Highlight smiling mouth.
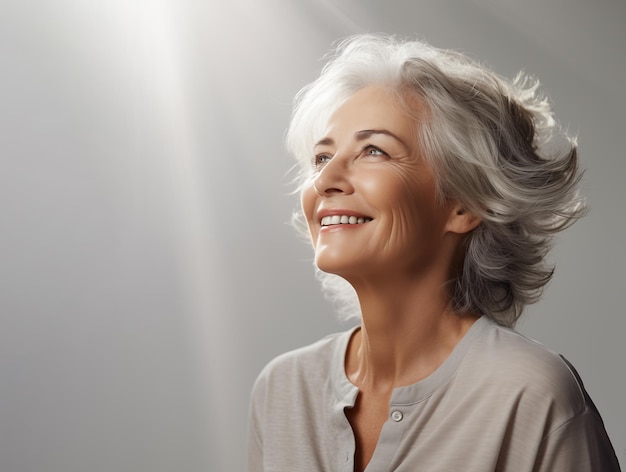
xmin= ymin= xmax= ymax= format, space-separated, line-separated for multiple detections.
xmin=320 ymin=215 xmax=373 ymax=226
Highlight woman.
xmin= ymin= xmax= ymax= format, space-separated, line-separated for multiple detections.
xmin=248 ymin=34 xmax=620 ymax=471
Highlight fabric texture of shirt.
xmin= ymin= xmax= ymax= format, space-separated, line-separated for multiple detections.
xmin=248 ymin=316 xmax=620 ymax=471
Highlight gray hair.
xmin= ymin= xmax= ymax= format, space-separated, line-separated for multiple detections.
xmin=286 ymin=34 xmax=586 ymax=328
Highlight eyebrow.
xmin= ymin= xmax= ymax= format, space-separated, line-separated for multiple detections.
xmin=314 ymin=129 xmax=407 ymax=148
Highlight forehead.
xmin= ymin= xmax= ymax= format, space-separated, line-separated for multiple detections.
xmin=321 ymin=85 xmax=424 ymax=142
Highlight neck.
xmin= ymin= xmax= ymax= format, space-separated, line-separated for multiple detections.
xmin=345 ymin=275 xmax=478 ymax=392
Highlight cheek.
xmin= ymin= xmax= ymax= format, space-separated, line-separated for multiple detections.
xmin=378 ymin=169 xmax=444 ymax=239
xmin=361 ymin=166 xmax=434 ymax=215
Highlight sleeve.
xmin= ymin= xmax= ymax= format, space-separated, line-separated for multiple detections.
xmin=534 ymin=408 xmax=621 ymax=472
xmin=247 ymin=417 xmax=263 ymax=472
xmin=246 ymin=373 xmax=266 ymax=472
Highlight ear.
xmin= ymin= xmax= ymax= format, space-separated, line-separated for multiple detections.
xmin=445 ymin=203 xmax=481 ymax=235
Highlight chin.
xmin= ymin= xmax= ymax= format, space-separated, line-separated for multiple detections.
xmin=314 ymin=255 xmax=365 ymax=280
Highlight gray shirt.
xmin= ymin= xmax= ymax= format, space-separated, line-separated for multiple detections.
xmin=248 ymin=316 xmax=620 ymax=471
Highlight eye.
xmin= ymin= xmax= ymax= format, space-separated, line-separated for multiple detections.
xmin=313 ymin=153 xmax=332 ymax=168
xmin=363 ymin=145 xmax=388 ymax=158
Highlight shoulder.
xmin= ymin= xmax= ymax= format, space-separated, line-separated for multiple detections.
xmin=455 ymin=320 xmax=620 ymax=471
xmin=250 ymin=328 xmax=353 ymax=401
xmin=463 ymin=321 xmax=588 ymax=423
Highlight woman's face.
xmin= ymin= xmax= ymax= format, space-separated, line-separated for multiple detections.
xmin=301 ymin=86 xmax=460 ymax=283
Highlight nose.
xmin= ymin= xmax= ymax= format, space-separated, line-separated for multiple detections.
xmin=312 ymin=154 xmax=354 ymax=196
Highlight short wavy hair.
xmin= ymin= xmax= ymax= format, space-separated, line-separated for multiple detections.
xmin=286 ymin=34 xmax=586 ymax=328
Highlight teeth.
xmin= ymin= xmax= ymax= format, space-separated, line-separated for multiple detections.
xmin=321 ymin=215 xmax=372 ymax=226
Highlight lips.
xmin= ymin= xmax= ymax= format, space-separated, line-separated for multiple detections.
xmin=320 ymin=215 xmax=373 ymax=226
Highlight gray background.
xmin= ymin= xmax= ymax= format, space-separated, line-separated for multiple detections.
xmin=1 ymin=0 xmax=624 ymax=470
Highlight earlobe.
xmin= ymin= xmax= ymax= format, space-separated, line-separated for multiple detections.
xmin=446 ymin=205 xmax=482 ymax=235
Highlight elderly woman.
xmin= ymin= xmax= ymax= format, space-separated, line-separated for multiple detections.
xmin=248 ymin=35 xmax=620 ymax=471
